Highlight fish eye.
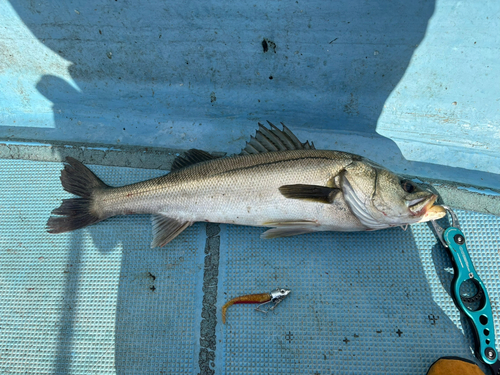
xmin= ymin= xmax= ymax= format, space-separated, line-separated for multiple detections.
xmin=401 ymin=180 xmax=416 ymax=193
xmin=280 ymin=289 xmax=286 ymax=294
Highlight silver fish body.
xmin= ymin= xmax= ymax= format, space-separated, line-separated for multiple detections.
xmin=95 ymin=150 xmax=365 ymax=230
xmin=47 ymin=123 xmax=445 ymax=246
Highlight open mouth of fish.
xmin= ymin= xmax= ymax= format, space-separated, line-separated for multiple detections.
xmin=408 ymin=195 xmax=446 ymax=221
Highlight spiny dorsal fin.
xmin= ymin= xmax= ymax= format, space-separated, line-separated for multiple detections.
xmin=171 ymin=149 xmax=219 ymax=171
xmin=240 ymin=121 xmax=316 ymax=155
xmin=151 ymin=215 xmax=192 ymax=247
xmin=279 ymin=184 xmax=340 ymax=204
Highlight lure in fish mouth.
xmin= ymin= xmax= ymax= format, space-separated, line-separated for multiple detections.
xmin=410 ymin=195 xmax=445 ymax=221
xmin=47 ymin=121 xmax=446 ymax=247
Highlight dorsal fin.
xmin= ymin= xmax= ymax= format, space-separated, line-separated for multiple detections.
xmin=171 ymin=149 xmax=219 ymax=171
xmin=240 ymin=121 xmax=316 ymax=155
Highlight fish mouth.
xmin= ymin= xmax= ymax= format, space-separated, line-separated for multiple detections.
xmin=408 ymin=194 xmax=446 ymax=222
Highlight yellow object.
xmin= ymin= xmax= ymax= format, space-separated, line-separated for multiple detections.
xmin=427 ymin=357 xmax=485 ymax=375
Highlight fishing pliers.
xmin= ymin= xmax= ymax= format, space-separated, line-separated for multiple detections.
xmin=431 ymin=207 xmax=500 ymax=374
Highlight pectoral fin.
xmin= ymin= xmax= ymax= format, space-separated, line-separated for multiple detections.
xmin=279 ymin=184 xmax=340 ymax=204
xmin=151 ymin=215 xmax=193 ymax=247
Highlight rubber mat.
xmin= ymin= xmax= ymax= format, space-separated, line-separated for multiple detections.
xmin=0 ymin=159 xmax=206 ymax=374
xmin=217 ymin=216 xmax=499 ymax=374
xmin=0 ymin=159 xmax=499 ymax=374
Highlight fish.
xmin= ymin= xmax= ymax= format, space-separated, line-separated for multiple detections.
xmin=222 ymin=288 xmax=291 ymax=324
xmin=46 ymin=121 xmax=446 ymax=247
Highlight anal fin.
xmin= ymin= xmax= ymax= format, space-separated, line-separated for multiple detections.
xmin=151 ymin=215 xmax=192 ymax=247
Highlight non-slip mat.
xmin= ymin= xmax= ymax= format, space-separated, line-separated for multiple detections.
xmin=0 ymin=158 xmax=498 ymax=374
xmin=0 ymin=159 xmax=206 ymax=374
xmin=217 ymin=212 xmax=499 ymax=374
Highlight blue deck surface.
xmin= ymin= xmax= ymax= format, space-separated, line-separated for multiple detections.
xmin=0 ymin=159 xmax=499 ymax=374
xmin=1 ymin=0 xmax=499 ymax=188
xmin=1 ymin=0 xmax=499 ymax=373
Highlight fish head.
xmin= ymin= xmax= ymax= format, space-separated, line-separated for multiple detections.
xmin=341 ymin=161 xmax=446 ymax=229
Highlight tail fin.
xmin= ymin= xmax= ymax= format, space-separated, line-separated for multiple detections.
xmin=47 ymin=157 xmax=109 ymax=234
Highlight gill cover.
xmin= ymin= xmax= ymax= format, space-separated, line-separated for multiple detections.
xmin=341 ymin=161 xmax=442 ymax=229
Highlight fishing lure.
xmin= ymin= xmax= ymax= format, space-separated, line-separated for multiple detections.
xmin=222 ymin=288 xmax=291 ymax=324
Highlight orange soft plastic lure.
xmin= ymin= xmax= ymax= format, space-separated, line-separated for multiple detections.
xmin=222 ymin=288 xmax=291 ymax=324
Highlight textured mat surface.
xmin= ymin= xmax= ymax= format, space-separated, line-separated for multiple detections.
xmin=0 ymin=159 xmax=206 ymax=374
xmin=0 ymin=158 xmax=499 ymax=374
xmin=217 ymin=217 xmax=500 ymax=374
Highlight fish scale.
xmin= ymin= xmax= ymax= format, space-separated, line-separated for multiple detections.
xmin=95 ymin=151 xmax=355 ymax=225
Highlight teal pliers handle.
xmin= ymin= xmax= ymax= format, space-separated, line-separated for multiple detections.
xmin=443 ymin=226 xmax=499 ymax=371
